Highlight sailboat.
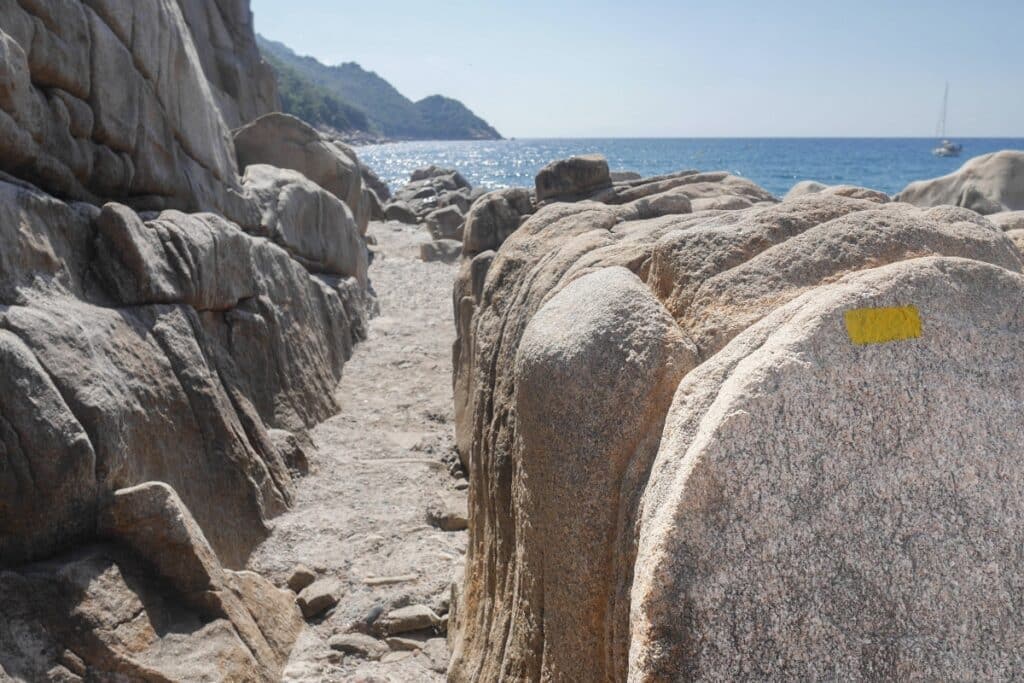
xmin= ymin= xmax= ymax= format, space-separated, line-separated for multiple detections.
xmin=932 ymin=82 xmax=963 ymax=157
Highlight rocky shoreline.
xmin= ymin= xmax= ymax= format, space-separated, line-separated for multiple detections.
xmin=2 ymin=1 xmax=1024 ymax=681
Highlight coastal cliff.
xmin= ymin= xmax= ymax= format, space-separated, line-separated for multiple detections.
xmin=0 ymin=2 xmax=372 ymax=679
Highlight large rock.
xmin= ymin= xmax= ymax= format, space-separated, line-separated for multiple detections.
xmin=0 ymin=482 xmax=301 ymax=682
xmin=242 ymin=165 xmax=368 ymax=282
xmin=785 ymin=180 xmax=890 ymax=204
xmin=511 ymin=267 xmax=697 ymax=680
xmin=384 ymin=200 xmax=418 ymax=224
xmin=535 ymin=153 xmax=612 ymax=201
xmin=461 ymin=187 xmax=534 ymax=257
xmin=391 ymin=166 xmax=474 ymax=222
xmin=677 ymin=203 xmax=1022 ymax=358
xmin=630 ymin=257 xmax=1024 ymax=679
xmin=233 ymin=113 xmax=370 ymax=233
xmin=424 ymin=205 xmax=466 ymax=241
xmin=448 ymin=182 xmax=1024 ymax=681
xmin=0 ymin=0 xmax=247 ymax=217
xmin=897 ymin=150 xmax=1024 ymax=215
xmin=1 ymin=175 xmax=370 ymax=570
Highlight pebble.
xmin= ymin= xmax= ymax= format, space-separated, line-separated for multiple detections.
xmin=425 ymin=495 xmax=469 ymax=532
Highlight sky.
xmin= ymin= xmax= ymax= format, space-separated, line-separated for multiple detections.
xmin=251 ymin=0 xmax=1024 ymax=138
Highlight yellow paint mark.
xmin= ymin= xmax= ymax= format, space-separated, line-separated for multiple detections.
xmin=844 ymin=306 xmax=922 ymax=346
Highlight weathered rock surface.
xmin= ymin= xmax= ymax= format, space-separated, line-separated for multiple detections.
xmin=461 ymin=187 xmax=534 ymax=257
xmin=175 ymin=0 xmax=279 ymax=127
xmin=512 ymin=267 xmax=697 ymax=680
xmin=0 ymin=481 xmax=302 ymax=682
xmin=0 ymin=3 xmax=377 ymax=681
xmin=449 ymin=173 xmax=1024 ymax=681
xmin=678 ymin=203 xmax=1022 ymax=358
xmin=897 ymin=150 xmax=1024 ymax=214
xmin=631 ymin=257 xmax=1024 ymax=679
xmin=0 ymin=0 xmax=249 ymax=217
xmin=234 ymin=113 xmax=371 ymax=233
xmin=242 ymin=164 xmax=368 ymax=282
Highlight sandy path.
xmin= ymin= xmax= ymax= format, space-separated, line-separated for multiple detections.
xmin=248 ymin=221 xmax=466 ymax=682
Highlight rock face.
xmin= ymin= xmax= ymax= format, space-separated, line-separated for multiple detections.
xmin=451 ymin=162 xmax=776 ymax=466
xmin=0 ymin=481 xmax=302 ymax=682
xmin=0 ymin=0 xmax=249 ymax=218
xmin=535 ymin=154 xmax=612 ymax=201
xmin=897 ymin=150 xmax=1024 ymax=214
xmin=448 ymin=172 xmax=1024 ymax=681
xmin=233 ymin=113 xmax=373 ymax=233
xmin=175 ymin=0 xmax=279 ymax=127
xmin=242 ymin=165 xmax=368 ymax=282
xmin=0 ymin=4 xmax=372 ymax=681
xmin=631 ymin=257 xmax=1024 ymax=680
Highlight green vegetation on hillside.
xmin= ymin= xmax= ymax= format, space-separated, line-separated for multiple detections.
xmin=258 ymin=36 xmax=501 ymax=141
xmin=264 ymin=52 xmax=370 ymax=133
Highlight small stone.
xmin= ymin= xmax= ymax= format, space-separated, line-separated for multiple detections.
xmin=287 ymin=564 xmax=317 ymax=593
xmin=438 ymin=614 xmax=449 ymax=634
xmin=426 ymin=495 xmax=469 ymax=532
xmin=328 ymin=633 xmax=388 ymax=660
xmin=296 ymin=577 xmax=342 ymax=619
xmin=420 ymin=239 xmax=462 ymax=263
xmin=382 ymin=604 xmax=440 ymax=635
xmin=386 ymin=636 xmax=424 ymax=651
xmin=453 ymin=480 xmax=469 ymax=491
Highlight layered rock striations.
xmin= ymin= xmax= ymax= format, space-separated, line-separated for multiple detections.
xmin=0 ymin=2 xmax=373 ymax=681
xmin=449 ymin=156 xmax=1024 ymax=680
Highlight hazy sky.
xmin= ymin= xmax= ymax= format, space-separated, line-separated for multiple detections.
xmin=251 ymin=0 xmax=1024 ymax=138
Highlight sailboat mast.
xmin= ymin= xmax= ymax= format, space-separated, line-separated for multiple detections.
xmin=938 ymin=82 xmax=949 ymax=138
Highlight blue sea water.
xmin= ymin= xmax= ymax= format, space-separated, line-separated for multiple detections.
xmin=358 ymin=138 xmax=1024 ymax=198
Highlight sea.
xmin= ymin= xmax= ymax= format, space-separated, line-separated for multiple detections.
xmin=358 ymin=138 xmax=1024 ymax=198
